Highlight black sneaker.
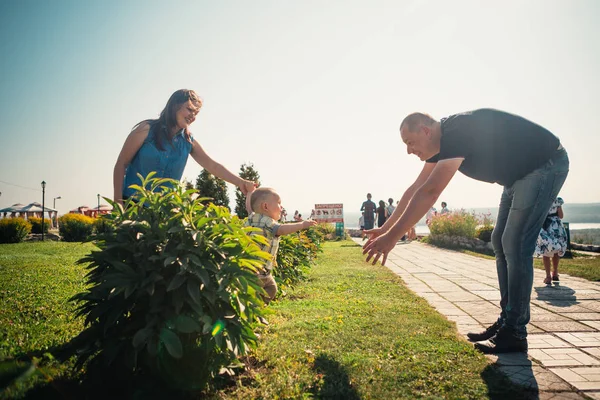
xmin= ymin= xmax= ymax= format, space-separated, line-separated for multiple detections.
xmin=474 ymin=327 xmax=528 ymax=354
xmin=466 ymin=321 xmax=501 ymax=342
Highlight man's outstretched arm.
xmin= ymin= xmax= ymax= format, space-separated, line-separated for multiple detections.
xmin=364 ymin=162 xmax=436 ymax=246
xmin=364 ymin=158 xmax=464 ymax=265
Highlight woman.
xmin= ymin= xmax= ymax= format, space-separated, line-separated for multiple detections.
xmin=534 ymin=197 xmax=567 ymax=284
xmin=376 ymin=200 xmax=387 ymax=228
xmin=113 ymin=89 xmax=255 ymax=205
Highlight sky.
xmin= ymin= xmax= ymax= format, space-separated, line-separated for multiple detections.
xmin=0 ymin=0 xmax=598 ymax=218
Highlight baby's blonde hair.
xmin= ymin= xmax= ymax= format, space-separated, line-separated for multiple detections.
xmin=250 ymin=187 xmax=279 ymax=213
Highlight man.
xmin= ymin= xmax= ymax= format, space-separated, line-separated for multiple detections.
xmin=360 ymin=193 xmax=377 ymax=231
xmin=363 ymin=109 xmax=569 ymax=354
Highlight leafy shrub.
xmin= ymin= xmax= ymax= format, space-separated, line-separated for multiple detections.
xmin=93 ymin=216 xmax=114 ymax=235
xmin=69 ymin=173 xmax=270 ymax=391
xmin=28 ymin=217 xmax=51 ymax=234
xmin=429 ymin=210 xmax=478 ymax=238
xmin=59 ymin=214 xmax=95 ymax=242
xmin=314 ymin=223 xmax=335 ymax=239
xmin=275 ymin=226 xmax=323 ymax=291
xmin=476 ymin=225 xmax=494 ymax=242
xmin=0 ymin=218 xmax=32 ymax=243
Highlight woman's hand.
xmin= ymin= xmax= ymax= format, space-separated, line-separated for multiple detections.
xmin=362 ymin=232 xmax=396 ymax=266
xmin=239 ymin=179 xmax=257 ymax=195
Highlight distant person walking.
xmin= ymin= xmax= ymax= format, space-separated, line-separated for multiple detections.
xmin=535 ymin=197 xmax=567 ymax=285
xmin=376 ymin=200 xmax=387 ymax=228
xmin=386 ymin=198 xmax=396 ymax=218
xmin=360 ymin=193 xmax=376 ymax=230
xmin=113 ymin=89 xmax=255 ymax=206
xmin=363 ymin=109 xmax=569 ymax=354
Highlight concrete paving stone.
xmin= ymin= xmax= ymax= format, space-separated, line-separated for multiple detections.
xmin=459 ymin=283 xmax=497 ymax=291
xmin=472 ymin=314 xmax=500 ymax=324
xmin=499 ymin=365 xmax=572 ymax=391
xmin=557 ymin=333 xmax=600 ymax=347
xmin=566 ymin=313 xmax=600 ymax=321
xmin=531 ymin=321 xmax=596 ymax=332
xmin=580 ymin=302 xmax=600 ymax=312
xmin=456 ymin=324 xmax=484 ymax=336
xmin=538 ymin=393 xmax=587 ymax=400
xmin=551 ymin=368 xmax=588 ymax=382
xmin=529 ymin=313 xmax=571 ymax=322
xmin=529 ymin=348 xmax=600 ymax=367
xmin=469 ymin=290 xmax=502 ymax=301
xmin=582 ymin=348 xmax=600 ymax=358
xmin=534 ymin=303 xmax=590 ymax=314
xmin=528 ymin=334 xmax=573 ymax=349
xmin=446 ymin=314 xmax=480 ymax=325
xmin=529 ymin=325 xmax=545 ymax=334
xmin=439 ymin=291 xmax=482 ymax=302
xmin=434 ymin=307 xmax=467 ymax=316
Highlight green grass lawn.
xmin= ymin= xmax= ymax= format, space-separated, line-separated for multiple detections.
xmin=216 ymin=241 xmax=530 ymax=399
xmin=0 ymin=240 xmax=533 ymax=399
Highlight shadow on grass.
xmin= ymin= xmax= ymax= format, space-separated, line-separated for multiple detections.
xmin=481 ymin=360 xmax=540 ymax=400
xmin=310 ymin=354 xmax=360 ymax=400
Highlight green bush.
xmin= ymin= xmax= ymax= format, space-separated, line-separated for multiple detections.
xmin=429 ymin=210 xmax=478 ymax=238
xmin=476 ymin=225 xmax=494 ymax=242
xmin=59 ymin=214 xmax=95 ymax=242
xmin=275 ymin=226 xmax=323 ymax=292
xmin=93 ymin=216 xmax=114 ymax=235
xmin=28 ymin=217 xmax=51 ymax=234
xmin=69 ymin=173 xmax=270 ymax=391
xmin=0 ymin=218 xmax=32 ymax=243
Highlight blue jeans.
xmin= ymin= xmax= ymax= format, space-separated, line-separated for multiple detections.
xmin=491 ymin=147 xmax=569 ymax=339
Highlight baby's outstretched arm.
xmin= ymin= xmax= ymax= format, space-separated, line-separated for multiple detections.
xmin=277 ymin=219 xmax=317 ymax=236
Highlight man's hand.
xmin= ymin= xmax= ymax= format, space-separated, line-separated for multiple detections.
xmin=362 ymin=232 xmax=396 ymax=266
xmin=363 ymin=227 xmax=384 ymax=248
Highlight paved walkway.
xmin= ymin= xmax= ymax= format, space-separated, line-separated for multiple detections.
xmin=354 ymin=238 xmax=600 ymax=399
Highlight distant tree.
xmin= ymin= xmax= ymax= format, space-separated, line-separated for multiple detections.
xmin=182 ymin=179 xmax=195 ymax=191
xmin=195 ymin=169 xmax=230 ymax=210
xmin=235 ymin=163 xmax=260 ymax=218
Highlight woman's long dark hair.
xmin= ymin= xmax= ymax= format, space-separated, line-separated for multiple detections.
xmin=133 ymin=89 xmax=202 ymax=151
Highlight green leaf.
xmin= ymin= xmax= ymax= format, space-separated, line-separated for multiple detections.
xmin=174 ymin=315 xmax=201 ymax=333
xmin=159 ymin=328 xmax=183 ymax=359
xmin=166 ymin=274 xmax=186 ymax=292
xmin=186 ymin=279 xmax=202 ymax=305
xmin=132 ymin=327 xmax=153 ymax=349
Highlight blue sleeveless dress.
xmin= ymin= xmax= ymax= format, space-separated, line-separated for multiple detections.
xmin=123 ymin=125 xmax=193 ymax=198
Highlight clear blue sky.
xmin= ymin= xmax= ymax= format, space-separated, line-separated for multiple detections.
xmin=1 ymin=0 xmax=598 ymax=217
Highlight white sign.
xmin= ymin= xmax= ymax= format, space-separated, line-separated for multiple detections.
xmin=313 ymin=203 xmax=343 ymax=223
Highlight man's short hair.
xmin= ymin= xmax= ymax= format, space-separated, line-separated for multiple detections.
xmin=250 ymin=187 xmax=278 ymax=212
xmin=400 ymin=112 xmax=437 ymax=132
xmin=367 ymin=193 xmax=372 ymax=198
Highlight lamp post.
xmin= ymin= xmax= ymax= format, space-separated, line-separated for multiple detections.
xmin=53 ymin=196 xmax=61 ymax=231
xmin=97 ymin=194 xmax=100 ymax=217
xmin=41 ymin=181 xmax=46 ymax=241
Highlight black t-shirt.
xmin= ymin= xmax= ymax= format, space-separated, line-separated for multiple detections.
xmin=361 ymin=200 xmax=376 ymax=221
xmin=426 ymin=109 xmax=560 ymax=186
